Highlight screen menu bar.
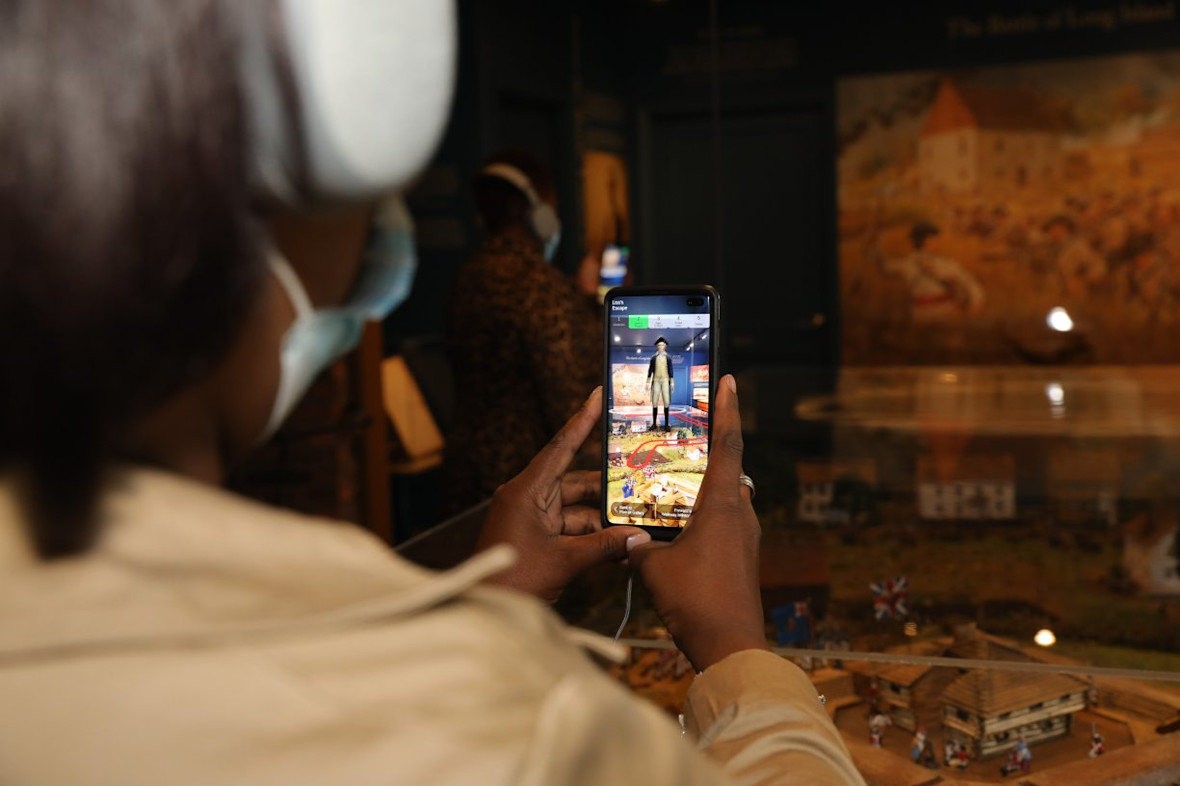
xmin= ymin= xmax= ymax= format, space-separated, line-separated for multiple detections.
xmin=613 ymin=314 xmax=710 ymax=329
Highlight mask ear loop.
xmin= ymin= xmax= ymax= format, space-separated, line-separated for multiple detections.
xmin=255 ymin=251 xmax=317 ymax=445
xmin=267 ymin=251 xmax=314 ymax=319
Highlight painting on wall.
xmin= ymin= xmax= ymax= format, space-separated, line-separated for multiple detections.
xmin=838 ymin=51 xmax=1180 ymax=364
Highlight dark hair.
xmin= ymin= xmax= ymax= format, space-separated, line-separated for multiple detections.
xmin=910 ymin=221 xmax=940 ymax=249
xmin=473 ymin=150 xmax=554 ymax=234
xmin=0 ymin=1 xmax=267 ymax=557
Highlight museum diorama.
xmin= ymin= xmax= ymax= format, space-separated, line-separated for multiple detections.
xmin=576 ymin=10 xmax=1180 ymax=783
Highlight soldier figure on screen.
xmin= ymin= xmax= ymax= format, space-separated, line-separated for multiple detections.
xmin=647 ymin=336 xmax=673 ymax=431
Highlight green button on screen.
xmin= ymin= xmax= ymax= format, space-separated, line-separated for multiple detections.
xmin=628 ymin=315 xmax=648 ymax=329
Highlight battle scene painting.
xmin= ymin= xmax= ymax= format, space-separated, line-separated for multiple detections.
xmin=839 ymin=51 xmax=1180 ymax=364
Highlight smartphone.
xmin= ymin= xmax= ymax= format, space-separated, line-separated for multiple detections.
xmin=597 ymin=244 xmax=629 ymax=303
xmin=602 ymin=286 xmax=720 ymax=540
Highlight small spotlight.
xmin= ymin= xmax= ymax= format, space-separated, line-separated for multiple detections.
xmin=1045 ymin=382 xmax=1064 ymax=406
xmin=1047 ymin=307 xmax=1074 ymax=332
xmin=613 ymin=335 xmax=621 ymax=343
xmin=1034 ymin=629 xmax=1057 ymax=647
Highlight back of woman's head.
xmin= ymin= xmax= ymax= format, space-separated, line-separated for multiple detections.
xmin=0 ymin=1 xmax=266 ymax=557
xmin=473 ymin=150 xmax=554 ymax=234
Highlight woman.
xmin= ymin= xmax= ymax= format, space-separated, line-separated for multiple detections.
xmin=444 ymin=150 xmax=602 ymax=516
xmin=0 ymin=2 xmax=862 ymax=784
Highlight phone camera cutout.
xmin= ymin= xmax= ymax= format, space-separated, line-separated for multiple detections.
xmin=686 ymin=297 xmax=704 ymax=306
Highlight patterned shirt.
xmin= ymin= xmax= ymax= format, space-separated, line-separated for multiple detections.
xmin=443 ymin=226 xmax=601 ymax=515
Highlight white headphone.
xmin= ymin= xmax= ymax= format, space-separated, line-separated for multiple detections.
xmin=480 ymin=162 xmax=562 ymax=258
xmin=239 ymin=0 xmax=457 ymax=205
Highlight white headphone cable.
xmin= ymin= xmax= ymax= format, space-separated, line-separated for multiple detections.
xmin=613 ymin=573 xmax=634 ymax=643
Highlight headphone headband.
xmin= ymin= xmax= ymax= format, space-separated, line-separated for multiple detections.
xmin=480 ymin=163 xmax=541 ymax=206
xmin=479 ymin=160 xmax=560 ymax=257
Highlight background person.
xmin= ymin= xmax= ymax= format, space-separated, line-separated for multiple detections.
xmin=443 ymin=150 xmax=602 ymax=516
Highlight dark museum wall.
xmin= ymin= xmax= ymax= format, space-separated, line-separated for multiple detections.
xmin=387 ymin=0 xmax=1180 ymax=373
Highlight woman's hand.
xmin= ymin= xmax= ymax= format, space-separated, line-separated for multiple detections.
xmin=476 ymin=388 xmax=651 ymax=603
xmin=628 ymin=375 xmax=768 ymax=671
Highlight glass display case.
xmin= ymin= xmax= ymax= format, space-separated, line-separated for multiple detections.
xmin=381 ymin=3 xmax=1180 ymax=779
xmin=400 ymin=364 xmax=1180 ymax=784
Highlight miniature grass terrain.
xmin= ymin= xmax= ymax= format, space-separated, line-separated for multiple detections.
xmin=792 ymin=528 xmax=1180 ymax=654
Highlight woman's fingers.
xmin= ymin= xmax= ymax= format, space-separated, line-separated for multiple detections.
xmin=560 ymin=505 xmax=602 ymax=535
xmin=695 ymin=375 xmax=744 ymax=509
xmin=521 ymin=388 xmax=602 ymax=488
xmin=560 ymin=470 xmax=600 ymax=506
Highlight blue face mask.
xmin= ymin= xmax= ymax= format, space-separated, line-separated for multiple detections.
xmin=543 ymin=221 xmax=562 ymax=263
xmin=259 ymin=196 xmax=418 ymax=441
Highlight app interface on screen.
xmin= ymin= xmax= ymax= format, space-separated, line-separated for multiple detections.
xmin=605 ymin=294 xmax=711 ymax=528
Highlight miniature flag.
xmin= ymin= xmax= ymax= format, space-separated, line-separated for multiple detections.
xmin=870 ymin=576 xmax=909 ymax=620
xmin=771 ymin=601 xmax=812 ymax=646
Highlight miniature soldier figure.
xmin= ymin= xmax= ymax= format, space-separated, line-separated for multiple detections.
xmin=943 ymin=739 xmax=955 ymax=767
xmin=909 ymin=727 xmax=926 ymax=763
xmin=953 ymin=743 xmax=969 ymax=770
xmin=908 ymin=726 xmax=938 ymax=770
xmin=1089 ymin=725 xmax=1105 ymax=758
xmin=646 ymin=336 xmax=673 ymax=431
xmin=869 ymin=711 xmax=890 ymax=748
xmin=910 ymin=726 xmax=937 ymax=768
xmin=1014 ymin=738 xmax=1031 ymax=771
xmin=864 ymin=678 xmax=881 ymax=715
xmin=1000 ymin=737 xmax=1032 ymax=776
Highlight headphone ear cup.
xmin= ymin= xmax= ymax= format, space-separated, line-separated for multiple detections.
xmin=530 ymin=202 xmax=560 ymax=243
xmin=243 ymin=0 xmax=457 ymax=205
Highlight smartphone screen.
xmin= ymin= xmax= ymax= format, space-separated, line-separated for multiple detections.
xmin=602 ymin=287 xmax=718 ymax=538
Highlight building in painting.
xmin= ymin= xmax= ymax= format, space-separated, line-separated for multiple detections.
xmin=919 ymin=77 xmax=1066 ymax=194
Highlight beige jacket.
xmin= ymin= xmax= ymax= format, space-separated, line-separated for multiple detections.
xmin=0 ymin=468 xmax=863 ymax=785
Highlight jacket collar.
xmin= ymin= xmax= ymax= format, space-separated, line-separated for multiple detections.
xmin=0 ymin=467 xmax=514 ymax=662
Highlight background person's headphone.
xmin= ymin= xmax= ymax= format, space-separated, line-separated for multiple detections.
xmin=480 ymin=163 xmax=563 ymax=259
xmin=240 ymin=0 xmax=457 ymax=206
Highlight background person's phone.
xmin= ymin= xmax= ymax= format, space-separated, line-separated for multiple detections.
xmin=602 ymin=286 xmax=719 ymax=540
xmin=597 ymin=244 xmax=628 ymax=302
